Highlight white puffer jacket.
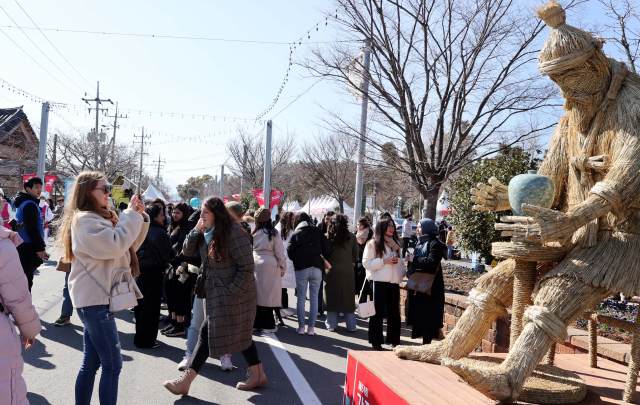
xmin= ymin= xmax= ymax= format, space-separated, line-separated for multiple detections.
xmin=362 ymin=240 xmax=405 ymax=284
xmin=280 ymin=229 xmax=296 ymax=289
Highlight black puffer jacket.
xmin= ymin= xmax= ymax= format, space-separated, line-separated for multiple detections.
xmin=286 ymin=222 xmax=330 ymax=271
xmin=169 ymin=219 xmax=197 ymax=268
xmin=137 ymin=221 xmax=173 ymax=269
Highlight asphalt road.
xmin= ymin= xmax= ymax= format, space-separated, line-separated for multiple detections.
xmin=21 ymin=240 xmax=422 ymax=405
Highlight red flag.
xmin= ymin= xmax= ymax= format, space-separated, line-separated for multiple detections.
xmin=252 ymin=190 xmax=265 ymax=207
xmin=223 ymin=197 xmax=229 ymax=203
xmin=45 ymin=175 xmax=57 ymax=193
xmin=251 ymin=190 xmax=283 ymax=209
xmin=22 ymin=174 xmax=36 ymax=185
xmin=232 ymin=194 xmax=241 ymax=201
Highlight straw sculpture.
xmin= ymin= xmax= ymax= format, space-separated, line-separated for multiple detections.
xmin=395 ymin=0 xmax=640 ymax=401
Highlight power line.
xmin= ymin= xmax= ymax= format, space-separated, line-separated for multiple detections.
xmin=0 ymin=5 xmax=86 ymax=95
xmin=13 ymin=0 xmax=96 ymax=91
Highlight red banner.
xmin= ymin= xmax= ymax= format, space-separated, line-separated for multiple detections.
xmin=344 ymin=353 xmax=408 ymax=405
xmin=251 ymin=190 xmax=283 ymax=209
xmin=223 ymin=197 xmax=229 ymax=203
xmin=232 ymin=194 xmax=241 ymax=202
xmin=22 ymin=174 xmax=57 ymax=193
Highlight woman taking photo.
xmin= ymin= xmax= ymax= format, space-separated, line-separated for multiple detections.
xmin=134 ymin=204 xmax=173 ymax=348
xmin=58 ymin=171 xmax=148 ymax=405
xmin=162 ymin=202 xmax=195 ymax=338
xmin=324 ymin=214 xmax=359 ymax=332
xmin=163 ymin=197 xmax=267 ymax=395
xmin=405 ymin=219 xmax=447 ymax=344
xmin=286 ymin=212 xmax=329 ymax=336
xmin=252 ymin=208 xmax=286 ymax=333
xmin=362 ymin=217 xmax=404 ymax=351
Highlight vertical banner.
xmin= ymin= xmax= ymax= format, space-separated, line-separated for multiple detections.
xmin=44 ymin=175 xmax=57 ymax=193
xmin=251 ymin=190 xmax=265 ymax=208
xmin=252 ymin=189 xmax=283 ymax=209
xmin=223 ymin=197 xmax=229 ymax=203
xmin=232 ymin=194 xmax=241 ymax=202
xmin=22 ymin=174 xmax=36 ymax=185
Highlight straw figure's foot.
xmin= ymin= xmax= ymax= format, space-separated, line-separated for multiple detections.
xmin=394 ymin=342 xmax=443 ymax=364
xmin=442 ymin=358 xmax=513 ymax=401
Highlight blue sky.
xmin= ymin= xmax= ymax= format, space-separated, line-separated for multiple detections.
xmin=0 ymin=0 xmax=630 ymax=199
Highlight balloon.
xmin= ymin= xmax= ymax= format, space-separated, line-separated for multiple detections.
xmin=190 ymin=197 xmax=201 ymax=209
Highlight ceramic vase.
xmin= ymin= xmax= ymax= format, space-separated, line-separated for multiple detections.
xmin=508 ymin=170 xmax=555 ymax=216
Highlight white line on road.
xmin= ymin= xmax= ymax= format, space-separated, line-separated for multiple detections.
xmin=262 ymin=333 xmax=322 ymax=405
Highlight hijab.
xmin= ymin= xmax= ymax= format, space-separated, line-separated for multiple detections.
xmin=415 ymin=218 xmax=439 ymax=257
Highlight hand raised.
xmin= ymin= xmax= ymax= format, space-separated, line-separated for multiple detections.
xmin=194 ymin=218 xmax=205 ymax=233
xmin=470 ymin=177 xmax=510 ymax=212
xmin=495 ymin=204 xmax=580 ymax=243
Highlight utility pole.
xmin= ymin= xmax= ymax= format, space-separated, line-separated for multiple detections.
xmin=51 ymin=133 xmax=57 ymax=170
xmin=219 ymin=165 xmax=224 ymax=198
xmin=153 ymin=154 xmax=166 ymax=182
xmin=352 ymin=39 xmax=371 ymax=225
xmin=105 ymin=102 xmax=127 ymax=167
xmin=240 ymin=146 xmax=247 ymax=195
xmin=133 ymin=127 xmax=149 ymax=194
xmin=82 ymin=82 xmax=113 ymax=172
xmin=36 ymin=102 xmax=49 ymax=179
xmin=263 ymin=120 xmax=272 ymax=209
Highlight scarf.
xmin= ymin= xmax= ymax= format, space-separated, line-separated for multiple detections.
xmin=98 ymin=207 xmax=140 ymax=277
xmin=384 ymin=235 xmax=400 ymax=252
xmin=356 ymin=227 xmax=371 ymax=244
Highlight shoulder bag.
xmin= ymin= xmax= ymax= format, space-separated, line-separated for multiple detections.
xmin=77 ymin=258 xmax=138 ymax=312
xmin=406 ymin=263 xmax=441 ymax=295
xmin=356 ymin=272 xmax=376 ymax=318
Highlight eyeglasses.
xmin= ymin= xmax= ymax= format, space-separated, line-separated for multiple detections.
xmin=93 ymin=184 xmax=112 ymax=194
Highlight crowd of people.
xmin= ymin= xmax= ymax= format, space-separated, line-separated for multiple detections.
xmin=0 ymin=171 xmax=453 ymax=404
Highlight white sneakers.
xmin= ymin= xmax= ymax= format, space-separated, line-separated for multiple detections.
xmin=297 ymin=327 xmax=306 ymax=335
xmin=306 ymin=327 xmax=315 ymax=336
xmin=178 ymin=355 xmax=190 ymax=371
xmin=220 ymin=354 xmax=233 ymax=371
xmin=280 ymin=308 xmax=295 ymax=317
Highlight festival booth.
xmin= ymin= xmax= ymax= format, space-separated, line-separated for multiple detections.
xmin=281 ymin=200 xmax=302 ymax=213
xmin=299 ymin=196 xmax=354 ymax=220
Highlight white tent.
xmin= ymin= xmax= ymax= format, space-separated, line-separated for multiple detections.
xmin=281 ymin=200 xmax=302 ymax=212
xmin=436 ymin=190 xmax=452 ymax=219
xmin=299 ymin=196 xmax=354 ymax=219
xmin=142 ymin=183 xmax=167 ymax=202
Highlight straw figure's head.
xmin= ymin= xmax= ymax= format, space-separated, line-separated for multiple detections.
xmin=537 ymin=0 xmax=612 ymax=132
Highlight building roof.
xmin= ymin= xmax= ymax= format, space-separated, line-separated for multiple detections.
xmin=0 ymin=106 xmax=36 ymax=143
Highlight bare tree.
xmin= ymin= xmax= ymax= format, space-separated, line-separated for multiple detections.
xmin=598 ymin=0 xmax=640 ymax=72
xmin=302 ymin=0 xmax=559 ymax=219
xmin=299 ymin=133 xmax=358 ymax=213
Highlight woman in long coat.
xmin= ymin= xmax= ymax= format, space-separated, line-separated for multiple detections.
xmin=252 ymin=208 xmax=286 ymax=332
xmin=163 ymin=197 xmax=267 ymax=396
xmin=324 ymin=214 xmax=359 ymax=332
xmin=406 ymin=218 xmax=447 ymax=344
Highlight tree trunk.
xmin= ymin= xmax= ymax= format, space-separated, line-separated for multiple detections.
xmin=339 ymin=199 xmax=344 ymax=214
xmin=423 ymin=187 xmax=440 ymax=220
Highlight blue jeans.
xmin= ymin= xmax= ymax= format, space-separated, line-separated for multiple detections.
xmin=325 ymin=311 xmax=356 ymax=330
xmin=186 ymin=297 xmax=204 ymax=357
xmin=295 ymin=267 xmax=322 ymax=329
xmin=447 ymin=245 xmax=453 ymax=260
xmin=75 ymin=305 xmax=122 ymax=405
xmin=61 ymin=272 xmax=73 ymax=317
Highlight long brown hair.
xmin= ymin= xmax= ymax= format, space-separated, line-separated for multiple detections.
xmin=203 ymin=197 xmax=233 ymax=261
xmin=279 ymin=211 xmax=294 ymax=240
xmin=328 ymin=213 xmax=349 ymax=248
xmin=371 ymin=217 xmax=398 ymax=258
xmin=56 ymin=171 xmax=108 ymax=262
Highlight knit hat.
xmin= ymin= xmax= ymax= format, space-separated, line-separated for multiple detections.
xmin=255 ymin=207 xmax=271 ymax=223
xmin=536 ymin=1 xmax=608 ymax=77
xmin=225 ymin=201 xmax=244 ymax=219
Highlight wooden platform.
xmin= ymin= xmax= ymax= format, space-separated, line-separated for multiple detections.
xmin=344 ymin=351 xmax=639 ymax=405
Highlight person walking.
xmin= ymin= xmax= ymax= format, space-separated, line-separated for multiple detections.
xmin=445 ymin=226 xmax=455 ymax=260
xmin=355 ymin=217 xmax=373 ymax=301
xmin=134 ymin=204 xmax=173 ymax=348
xmin=0 ymin=188 xmax=12 ymax=230
xmin=324 ymin=214 xmax=359 ymax=332
xmin=405 ymin=219 xmax=447 ymax=344
xmin=362 ymin=217 xmax=405 ymax=350
xmin=14 ymin=177 xmax=47 ymax=291
xmin=161 ymin=202 xmax=195 ymax=338
xmin=39 ymin=194 xmax=55 ymax=239
xmin=163 ymin=197 xmax=267 ymax=395
xmin=401 ymin=214 xmax=413 ymax=258
xmin=0 ymin=227 xmax=41 ymax=405
xmin=278 ymin=211 xmax=296 ymax=318
xmin=252 ymin=208 xmax=286 ymax=333
xmin=286 ymin=212 xmax=330 ymax=336
xmin=58 ymin=171 xmax=148 ymax=405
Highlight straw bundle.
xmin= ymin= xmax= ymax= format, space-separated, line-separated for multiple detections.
xmin=470 ymin=177 xmax=510 ymax=212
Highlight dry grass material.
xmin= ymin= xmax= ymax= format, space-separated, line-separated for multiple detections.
xmin=456 ymin=356 xmax=587 ymax=404
xmin=492 ymin=241 xmax=566 ymax=262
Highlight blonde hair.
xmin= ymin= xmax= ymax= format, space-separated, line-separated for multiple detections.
xmin=56 ymin=171 xmax=107 ymax=262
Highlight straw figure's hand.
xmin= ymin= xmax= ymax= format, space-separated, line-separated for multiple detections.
xmin=495 ymin=204 xmax=580 ymax=244
xmin=470 ymin=177 xmax=510 ymax=212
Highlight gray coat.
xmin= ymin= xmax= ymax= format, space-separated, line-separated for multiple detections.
xmin=183 ymin=223 xmax=256 ymax=357
xmin=323 ymin=233 xmax=359 ymax=313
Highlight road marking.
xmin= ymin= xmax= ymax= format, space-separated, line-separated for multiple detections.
xmin=262 ymin=333 xmax=322 ymax=405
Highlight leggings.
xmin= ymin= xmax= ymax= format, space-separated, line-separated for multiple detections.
xmin=188 ymin=318 xmax=260 ymax=373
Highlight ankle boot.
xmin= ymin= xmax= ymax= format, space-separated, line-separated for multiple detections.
xmin=236 ymin=363 xmax=268 ymax=390
xmin=163 ymin=369 xmax=198 ymax=396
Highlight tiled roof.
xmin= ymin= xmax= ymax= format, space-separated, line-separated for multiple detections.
xmin=0 ymin=106 xmax=36 ymax=143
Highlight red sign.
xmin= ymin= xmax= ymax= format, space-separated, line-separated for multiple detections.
xmin=223 ymin=197 xmax=229 ymax=203
xmin=344 ymin=353 xmax=408 ymax=405
xmin=232 ymin=194 xmax=241 ymax=202
xmin=22 ymin=174 xmax=57 ymax=193
xmin=251 ymin=190 xmax=283 ymax=209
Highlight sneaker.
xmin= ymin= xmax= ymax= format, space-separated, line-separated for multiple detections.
xmin=327 ymin=328 xmax=335 ymax=332
xmin=161 ymin=324 xmax=175 ymax=335
xmin=178 ymin=355 xmax=191 ymax=371
xmin=306 ymin=327 xmax=315 ymax=336
xmin=54 ymin=315 xmax=71 ymax=326
xmin=160 ymin=303 xmax=168 ymax=311
xmin=220 ymin=354 xmax=233 ymax=371
xmin=296 ymin=328 xmax=306 ymax=335
xmin=152 ymin=341 xmax=160 ymax=349
xmin=165 ymin=325 xmax=186 ymax=337
xmin=283 ymin=308 xmax=295 ymax=317
xmin=262 ymin=327 xmax=277 ymax=334
xmin=348 ymin=328 xmax=357 ymax=333
xmin=277 ymin=320 xmax=285 ymax=327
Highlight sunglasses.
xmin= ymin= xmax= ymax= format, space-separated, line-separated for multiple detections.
xmin=93 ymin=184 xmax=113 ymax=194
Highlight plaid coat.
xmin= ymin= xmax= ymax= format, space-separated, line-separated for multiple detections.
xmin=183 ymin=223 xmax=256 ymax=357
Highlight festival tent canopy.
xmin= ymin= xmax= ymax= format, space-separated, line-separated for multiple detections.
xmin=299 ymin=195 xmax=354 ymax=219
xmin=436 ymin=190 xmax=452 ymax=219
xmin=281 ymin=200 xmax=302 ymax=212
xmin=142 ymin=183 xmax=167 ymax=202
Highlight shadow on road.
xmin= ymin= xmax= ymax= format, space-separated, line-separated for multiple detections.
xmin=174 ymin=397 xmax=219 ymax=405
xmin=26 ymin=392 xmax=53 ymax=405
